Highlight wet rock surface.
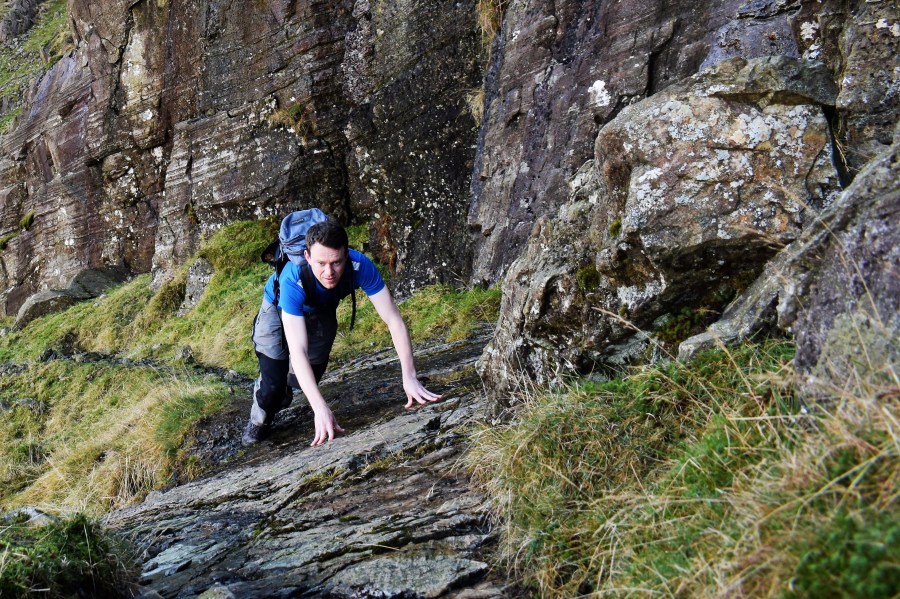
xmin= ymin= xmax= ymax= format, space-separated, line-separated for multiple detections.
xmin=107 ymin=330 xmax=514 ymax=598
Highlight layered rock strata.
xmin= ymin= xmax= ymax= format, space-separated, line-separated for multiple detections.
xmin=0 ymin=0 xmax=480 ymax=316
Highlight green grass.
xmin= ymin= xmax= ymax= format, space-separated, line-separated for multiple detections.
xmin=0 ymin=513 xmax=136 ymax=597
xmin=332 ymin=283 xmax=501 ymax=363
xmin=0 ymin=361 xmax=229 ymax=513
xmin=467 ymin=341 xmax=899 ymax=597
xmin=0 ymin=0 xmax=71 ymax=134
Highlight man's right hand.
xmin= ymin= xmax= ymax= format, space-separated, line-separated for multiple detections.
xmin=311 ymin=404 xmax=345 ymax=446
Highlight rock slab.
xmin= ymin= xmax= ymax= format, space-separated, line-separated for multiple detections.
xmin=107 ymin=334 xmax=510 ymax=598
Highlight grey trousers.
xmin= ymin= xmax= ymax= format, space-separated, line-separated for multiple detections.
xmin=249 ymin=299 xmax=338 ymax=425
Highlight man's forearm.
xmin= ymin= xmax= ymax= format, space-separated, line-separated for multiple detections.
xmin=387 ymin=317 xmax=417 ymax=379
xmin=282 ymin=312 xmax=329 ymax=411
xmin=291 ymin=354 xmax=329 ymax=411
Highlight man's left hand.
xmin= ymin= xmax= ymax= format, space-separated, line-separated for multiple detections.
xmin=403 ymin=376 xmax=442 ymax=409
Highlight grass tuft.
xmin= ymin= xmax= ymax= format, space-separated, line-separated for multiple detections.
xmin=0 ymin=512 xmax=136 ymax=597
xmin=0 ymin=361 xmax=231 ymax=513
xmin=18 ymin=210 xmax=34 ymax=230
xmin=467 ymin=340 xmax=899 ymax=597
xmin=331 ymin=284 xmax=501 ymax=364
xmin=476 ymin=0 xmax=506 ymax=49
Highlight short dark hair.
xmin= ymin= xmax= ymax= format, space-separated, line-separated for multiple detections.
xmin=306 ymin=219 xmax=348 ymax=251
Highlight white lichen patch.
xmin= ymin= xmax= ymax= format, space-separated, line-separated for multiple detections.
xmin=625 ymin=168 xmax=669 ymax=227
xmin=800 ymin=21 xmax=819 ymax=40
xmin=803 ymin=42 xmax=822 ymax=60
xmin=726 ymin=113 xmax=773 ymax=147
xmin=876 ymin=18 xmax=900 ymax=37
xmin=616 ymin=278 xmax=665 ymax=311
xmin=662 ymin=101 xmax=708 ymax=142
xmin=588 ymin=80 xmax=612 ymax=107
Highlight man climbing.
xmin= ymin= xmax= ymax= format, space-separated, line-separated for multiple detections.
xmin=242 ymin=213 xmax=441 ymax=446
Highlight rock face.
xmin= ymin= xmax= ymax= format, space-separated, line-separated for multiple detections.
xmin=478 ymin=56 xmax=841 ymax=403
xmin=2 ymin=0 xmax=897 ymax=325
xmin=680 ymin=125 xmax=900 ymax=392
xmin=468 ymin=0 xmax=899 ymax=285
xmin=0 ymin=0 xmax=480 ymax=315
xmin=107 ymin=334 xmax=511 ymax=598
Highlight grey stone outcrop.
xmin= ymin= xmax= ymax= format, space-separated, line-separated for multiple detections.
xmin=478 ymin=56 xmax=841 ymax=405
xmin=13 ymin=266 xmax=129 ymax=329
xmin=680 ymin=122 xmax=900 ymax=393
xmin=178 ymin=257 xmax=214 ymax=316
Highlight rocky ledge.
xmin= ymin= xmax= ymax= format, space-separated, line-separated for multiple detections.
xmin=105 ymin=328 xmax=513 ymax=598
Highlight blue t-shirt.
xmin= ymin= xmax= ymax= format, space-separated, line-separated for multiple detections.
xmin=263 ymin=249 xmax=385 ymax=317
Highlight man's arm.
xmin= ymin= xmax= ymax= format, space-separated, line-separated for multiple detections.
xmin=368 ymin=288 xmax=442 ymax=408
xmin=282 ymin=312 xmax=344 ymax=446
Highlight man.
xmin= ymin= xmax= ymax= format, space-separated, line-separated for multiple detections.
xmin=242 ymin=218 xmax=441 ymax=446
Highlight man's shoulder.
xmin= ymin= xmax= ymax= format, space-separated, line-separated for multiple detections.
xmin=279 ymin=261 xmax=306 ymax=288
xmin=348 ymin=248 xmax=369 ymax=263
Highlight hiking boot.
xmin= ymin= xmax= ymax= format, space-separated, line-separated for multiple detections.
xmin=241 ymin=420 xmax=271 ymax=446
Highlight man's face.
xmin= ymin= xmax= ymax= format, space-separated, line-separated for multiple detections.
xmin=304 ymin=242 xmax=348 ymax=289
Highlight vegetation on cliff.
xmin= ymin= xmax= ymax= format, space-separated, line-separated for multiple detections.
xmin=468 ymin=341 xmax=899 ymax=597
xmin=0 ymin=512 xmax=136 ymax=597
xmin=0 ymin=0 xmax=71 ymax=133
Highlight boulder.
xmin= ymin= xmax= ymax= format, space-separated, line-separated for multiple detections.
xmin=479 ymin=57 xmax=841 ymax=405
xmin=14 ymin=289 xmax=84 ymax=329
xmin=680 ymin=122 xmax=900 ymax=394
xmin=178 ymin=257 xmax=214 ymax=316
xmin=12 ymin=267 xmax=129 ymax=329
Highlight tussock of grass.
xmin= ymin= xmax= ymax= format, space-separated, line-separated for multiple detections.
xmin=0 ymin=361 xmax=228 ymax=514
xmin=467 ymin=341 xmax=899 ymax=597
xmin=476 ymin=0 xmax=505 ymax=48
xmin=0 ymin=513 xmax=136 ymax=597
xmin=197 ymin=218 xmax=278 ymax=274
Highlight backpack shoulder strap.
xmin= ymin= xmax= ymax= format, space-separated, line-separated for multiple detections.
xmin=299 ymin=260 xmax=319 ymax=308
xmin=272 ymin=255 xmax=289 ymax=306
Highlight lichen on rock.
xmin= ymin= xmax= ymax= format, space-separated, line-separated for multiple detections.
xmin=479 ymin=56 xmax=843 ymax=406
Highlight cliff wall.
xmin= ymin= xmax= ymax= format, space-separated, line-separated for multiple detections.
xmin=0 ymin=0 xmax=481 ymax=318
